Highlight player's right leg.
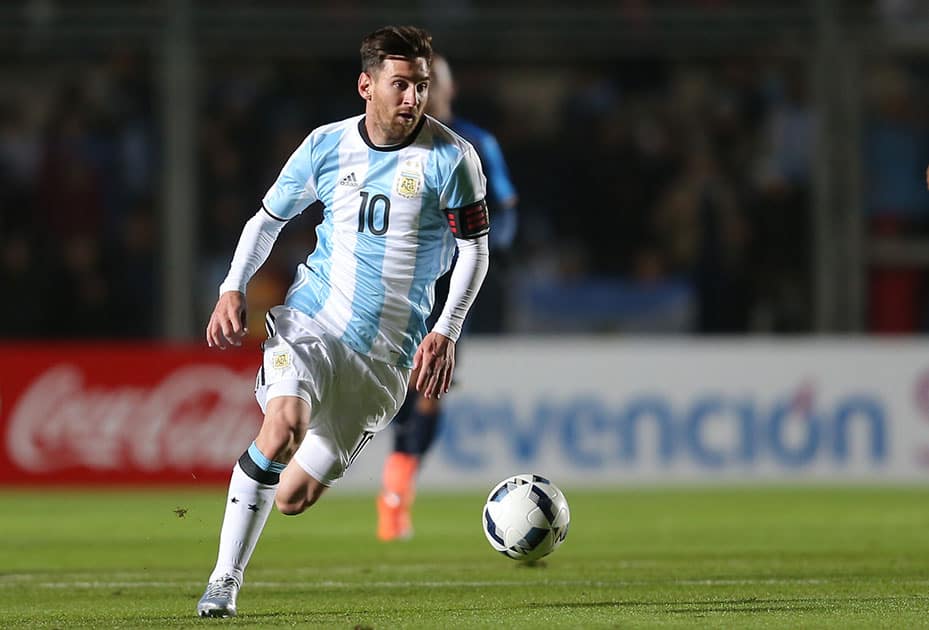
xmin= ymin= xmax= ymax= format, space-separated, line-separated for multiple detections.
xmin=197 ymin=395 xmax=309 ymax=618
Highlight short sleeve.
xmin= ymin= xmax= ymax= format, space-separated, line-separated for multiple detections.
xmin=439 ymin=144 xmax=487 ymax=210
xmin=261 ymin=134 xmax=318 ymax=220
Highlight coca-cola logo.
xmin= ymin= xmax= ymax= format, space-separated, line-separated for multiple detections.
xmin=6 ymin=364 xmax=260 ymax=472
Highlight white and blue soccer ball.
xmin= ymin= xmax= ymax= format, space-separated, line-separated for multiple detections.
xmin=482 ymin=474 xmax=570 ymax=561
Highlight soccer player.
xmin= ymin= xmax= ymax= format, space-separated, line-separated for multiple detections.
xmin=376 ymin=54 xmax=518 ymax=541
xmin=197 ymin=26 xmax=490 ymax=618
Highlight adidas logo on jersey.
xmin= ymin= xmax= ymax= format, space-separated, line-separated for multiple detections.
xmin=338 ymin=172 xmax=359 ymax=187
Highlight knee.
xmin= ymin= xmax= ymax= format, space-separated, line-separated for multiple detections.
xmin=268 ymin=405 xmax=308 ymax=438
xmin=415 ymin=395 xmax=440 ymax=415
xmin=275 ymin=497 xmax=307 ymax=516
xmin=274 ymin=487 xmax=323 ymax=516
xmin=259 ymin=401 xmax=309 ymax=456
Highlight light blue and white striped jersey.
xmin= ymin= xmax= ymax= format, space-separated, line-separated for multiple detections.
xmin=262 ymin=114 xmax=486 ymax=368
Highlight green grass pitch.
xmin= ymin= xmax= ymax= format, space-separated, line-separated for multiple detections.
xmin=2 ymin=486 xmax=929 ymax=628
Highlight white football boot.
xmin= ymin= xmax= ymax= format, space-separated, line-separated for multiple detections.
xmin=196 ymin=575 xmax=239 ymax=618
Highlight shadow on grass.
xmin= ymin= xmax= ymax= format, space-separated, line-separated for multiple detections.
xmin=520 ymin=601 xmax=826 ymax=615
xmin=665 ymin=603 xmax=827 ymax=614
xmin=168 ymin=594 xmax=927 ymax=625
xmin=525 ymin=595 xmax=920 ymax=615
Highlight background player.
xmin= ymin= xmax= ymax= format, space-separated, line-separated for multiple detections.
xmin=197 ymin=27 xmax=490 ymax=617
xmin=377 ymin=54 xmax=518 ymax=542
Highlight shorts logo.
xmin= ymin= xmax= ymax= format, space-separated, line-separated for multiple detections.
xmin=395 ymin=158 xmax=423 ymax=199
xmin=272 ymin=351 xmax=291 ymax=369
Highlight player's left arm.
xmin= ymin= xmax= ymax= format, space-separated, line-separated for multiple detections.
xmin=415 ymin=232 xmax=490 ymax=398
xmin=415 ymin=146 xmax=490 ymax=398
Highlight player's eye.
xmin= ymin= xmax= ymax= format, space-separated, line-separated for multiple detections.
xmin=393 ymin=80 xmax=407 ymax=90
xmin=416 ymin=82 xmax=428 ymax=93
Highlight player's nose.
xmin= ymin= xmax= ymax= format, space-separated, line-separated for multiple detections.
xmin=402 ymin=86 xmax=418 ymax=106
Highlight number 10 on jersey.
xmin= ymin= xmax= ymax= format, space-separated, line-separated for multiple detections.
xmin=357 ymin=191 xmax=390 ymax=236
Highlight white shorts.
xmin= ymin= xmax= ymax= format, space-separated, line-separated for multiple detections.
xmin=255 ymin=305 xmax=410 ymax=486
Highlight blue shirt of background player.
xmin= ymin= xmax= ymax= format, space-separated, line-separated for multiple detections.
xmin=447 ymin=118 xmax=518 ymax=251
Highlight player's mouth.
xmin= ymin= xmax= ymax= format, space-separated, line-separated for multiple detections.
xmin=397 ymin=110 xmax=416 ymax=123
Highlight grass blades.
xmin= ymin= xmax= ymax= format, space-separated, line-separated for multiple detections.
xmin=1 ymin=487 xmax=929 ymax=628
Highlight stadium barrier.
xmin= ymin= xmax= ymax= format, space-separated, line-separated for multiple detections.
xmin=2 ymin=340 xmax=928 ymax=488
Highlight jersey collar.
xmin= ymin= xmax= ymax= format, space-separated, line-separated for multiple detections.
xmin=357 ymin=115 xmax=426 ymax=152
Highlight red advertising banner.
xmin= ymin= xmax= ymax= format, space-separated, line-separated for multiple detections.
xmin=0 ymin=344 xmax=264 ymax=485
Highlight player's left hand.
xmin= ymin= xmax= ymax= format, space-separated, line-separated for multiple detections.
xmin=412 ymin=332 xmax=455 ymax=399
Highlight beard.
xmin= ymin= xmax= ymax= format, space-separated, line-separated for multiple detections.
xmin=378 ymin=110 xmax=420 ymax=143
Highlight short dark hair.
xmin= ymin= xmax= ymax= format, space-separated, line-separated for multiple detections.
xmin=360 ymin=26 xmax=433 ymax=73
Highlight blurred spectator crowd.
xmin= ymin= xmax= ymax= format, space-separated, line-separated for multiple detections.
xmin=0 ymin=50 xmax=159 ymax=338
xmin=2 ymin=21 xmax=929 ymax=339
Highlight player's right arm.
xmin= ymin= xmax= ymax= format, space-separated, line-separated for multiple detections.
xmin=206 ymin=207 xmax=288 ymax=348
xmin=207 ymin=133 xmax=319 ymax=349
xmin=207 ymin=290 xmax=248 ymax=349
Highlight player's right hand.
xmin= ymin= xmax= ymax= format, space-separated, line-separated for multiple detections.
xmin=206 ymin=290 xmax=248 ymax=349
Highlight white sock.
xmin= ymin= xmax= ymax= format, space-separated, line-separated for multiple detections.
xmin=208 ymin=462 xmax=277 ymax=586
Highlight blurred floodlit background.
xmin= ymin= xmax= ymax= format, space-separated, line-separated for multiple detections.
xmin=7 ymin=0 xmax=929 ymax=340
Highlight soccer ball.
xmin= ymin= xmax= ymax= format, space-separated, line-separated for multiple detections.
xmin=482 ymin=474 xmax=570 ymax=561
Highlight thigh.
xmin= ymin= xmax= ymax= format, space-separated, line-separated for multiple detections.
xmin=292 ymin=352 xmax=409 ymax=486
xmin=254 ymin=306 xmax=333 ymax=415
xmin=292 ymin=419 xmax=378 ymax=487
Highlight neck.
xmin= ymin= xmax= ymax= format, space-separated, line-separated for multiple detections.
xmin=363 ymin=115 xmax=403 ymax=146
xmin=358 ymin=115 xmax=423 ymax=152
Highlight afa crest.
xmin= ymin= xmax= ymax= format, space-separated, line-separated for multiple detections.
xmin=272 ymin=351 xmax=291 ymax=370
xmin=395 ymin=158 xmax=424 ymax=199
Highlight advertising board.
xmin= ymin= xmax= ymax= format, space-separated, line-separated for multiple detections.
xmin=2 ymin=340 xmax=928 ymax=488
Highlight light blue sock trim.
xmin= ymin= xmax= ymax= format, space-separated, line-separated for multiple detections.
xmin=247 ymin=441 xmax=287 ymax=474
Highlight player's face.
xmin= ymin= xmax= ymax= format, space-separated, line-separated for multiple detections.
xmin=360 ymin=56 xmax=430 ymax=145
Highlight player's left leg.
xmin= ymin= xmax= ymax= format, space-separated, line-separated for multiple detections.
xmin=281 ymin=416 xmax=378 ymax=513
xmin=277 ymin=340 xmax=409 ymax=516
xmin=275 ymin=459 xmax=330 ymax=515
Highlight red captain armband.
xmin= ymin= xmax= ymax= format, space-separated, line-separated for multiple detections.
xmin=445 ymin=199 xmax=490 ymax=239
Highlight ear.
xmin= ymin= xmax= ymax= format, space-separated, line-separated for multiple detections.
xmin=358 ymin=72 xmax=373 ymax=101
